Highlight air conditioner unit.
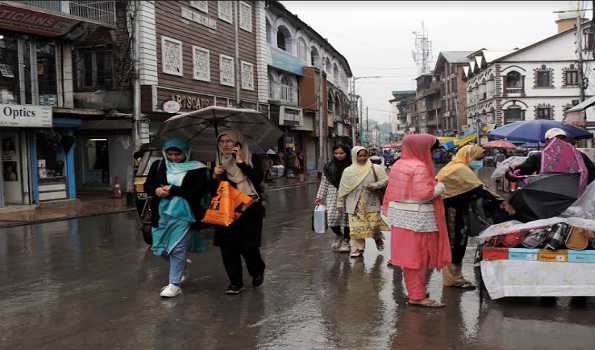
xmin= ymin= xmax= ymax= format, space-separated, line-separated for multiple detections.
xmin=279 ymin=106 xmax=303 ymax=127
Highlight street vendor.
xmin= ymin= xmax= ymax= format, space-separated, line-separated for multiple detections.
xmin=506 ymin=128 xmax=595 ymax=185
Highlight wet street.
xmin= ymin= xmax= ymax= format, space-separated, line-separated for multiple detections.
xmin=1 ymin=183 xmax=595 ymax=350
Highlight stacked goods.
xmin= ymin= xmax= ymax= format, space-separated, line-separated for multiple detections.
xmin=480 ymin=224 xmax=595 ymax=263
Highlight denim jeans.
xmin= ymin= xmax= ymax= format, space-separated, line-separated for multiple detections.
xmin=164 ymin=231 xmax=190 ymax=285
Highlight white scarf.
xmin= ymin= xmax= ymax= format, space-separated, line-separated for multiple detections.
xmin=221 ymin=155 xmax=258 ymax=197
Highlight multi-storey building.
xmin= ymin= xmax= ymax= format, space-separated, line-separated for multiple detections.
xmin=389 ymin=90 xmax=415 ymax=134
xmin=414 ymin=73 xmax=441 ymax=135
xmin=0 ymin=0 xmax=128 ymax=208
xmin=265 ymin=1 xmax=353 ymax=171
xmin=433 ymin=51 xmax=472 ymax=135
xmin=464 ymin=13 xmax=594 ymax=133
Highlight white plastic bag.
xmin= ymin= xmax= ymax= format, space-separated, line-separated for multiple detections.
xmin=313 ymin=205 xmax=327 ymax=234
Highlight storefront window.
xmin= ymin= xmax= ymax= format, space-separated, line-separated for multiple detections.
xmin=37 ymin=40 xmax=57 ymax=106
xmin=37 ymin=131 xmax=66 ymax=179
xmin=0 ymin=32 xmax=20 ymax=104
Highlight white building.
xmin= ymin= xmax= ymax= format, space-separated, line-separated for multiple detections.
xmin=464 ymin=13 xmax=594 ymax=131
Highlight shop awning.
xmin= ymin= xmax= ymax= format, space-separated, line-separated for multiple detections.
xmin=567 ymin=96 xmax=595 ymax=113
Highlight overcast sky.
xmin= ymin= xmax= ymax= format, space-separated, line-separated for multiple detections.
xmin=280 ymin=1 xmax=591 ymax=123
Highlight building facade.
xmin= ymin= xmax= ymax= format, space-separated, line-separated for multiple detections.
xmin=464 ymin=16 xmax=594 ymax=133
xmin=414 ymin=73 xmax=441 ymax=135
xmin=0 ymin=0 xmax=128 ymax=208
xmin=389 ymin=90 xmax=415 ymax=134
xmin=265 ymin=1 xmax=353 ymax=171
xmin=433 ymin=51 xmax=472 ymax=135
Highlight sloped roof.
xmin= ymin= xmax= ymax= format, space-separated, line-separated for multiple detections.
xmin=441 ymin=51 xmax=473 ymax=64
xmin=483 ymin=50 xmax=515 ymax=63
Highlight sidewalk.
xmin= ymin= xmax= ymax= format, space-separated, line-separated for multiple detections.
xmin=0 ymin=175 xmax=322 ymax=228
xmin=0 ymin=193 xmax=134 ymax=228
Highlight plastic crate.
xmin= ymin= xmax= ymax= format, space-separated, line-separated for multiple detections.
xmin=482 ymin=247 xmax=509 ymax=261
xmin=538 ymin=250 xmax=568 ymax=263
xmin=568 ymin=250 xmax=595 ymax=263
xmin=508 ymin=248 xmax=540 ymax=261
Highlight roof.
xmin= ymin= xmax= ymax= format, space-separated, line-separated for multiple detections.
xmin=567 ymin=96 xmax=595 ymax=112
xmin=270 ymin=1 xmax=352 ymax=76
xmin=483 ymin=50 xmax=515 ymax=63
xmin=391 ymin=90 xmax=416 ymax=97
xmin=440 ymin=51 xmax=473 ymax=64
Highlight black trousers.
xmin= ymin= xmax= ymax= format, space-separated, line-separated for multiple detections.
xmin=451 ymin=205 xmax=468 ymax=265
xmin=330 ymin=226 xmax=350 ymax=240
xmin=220 ymin=245 xmax=265 ymax=287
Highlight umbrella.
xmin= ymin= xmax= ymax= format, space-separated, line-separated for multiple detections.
xmin=482 ymin=140 xmax=517 ymax=150
xmin=158 ymin=106 xmax=283 ymax=162
xmin=509 ymin=173 xmax=580 ymax=222
xmin=488 ymin=120 xmax=593 ymax=143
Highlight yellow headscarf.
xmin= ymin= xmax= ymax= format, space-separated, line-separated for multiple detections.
xmin=338 ymin=146 xmax=386 ymax=200
xmin=436 ymin=144 xmax=488 ymax=199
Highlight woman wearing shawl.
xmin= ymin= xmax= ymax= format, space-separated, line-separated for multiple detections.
xmin=436 ymin=144 xmax=505 ymax=290
xmin=315 ymin=144 xmax=352 ymax=252
xmin=144 ymin=138 xmax=209 ymax=298
xmin=213 ymin=130 xmax=266 ymax=295
xmin=382 ymin=134 xmax=451 ymax=308
xmin=337 ymin=146 xmax=388 ymax=258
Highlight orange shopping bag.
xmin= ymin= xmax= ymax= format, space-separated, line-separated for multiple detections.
xmin=202 ymin=181 xmax=254 ymax=227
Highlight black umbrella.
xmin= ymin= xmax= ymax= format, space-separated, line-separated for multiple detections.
xmin=509 ymin=173 xmax=580 ymax=222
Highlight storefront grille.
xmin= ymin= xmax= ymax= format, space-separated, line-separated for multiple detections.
xmin=13 ymin=0 xmax=117 ymax=27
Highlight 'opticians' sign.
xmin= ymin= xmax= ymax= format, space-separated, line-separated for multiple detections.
xmin=0 ymin=104 xmax=52 ymax=128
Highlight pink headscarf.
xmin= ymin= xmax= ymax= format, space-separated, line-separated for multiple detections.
xmin=383 ymin=134 xmax=451 ymax=269
xmin=541 ymin=137 xmax=589 ymax=193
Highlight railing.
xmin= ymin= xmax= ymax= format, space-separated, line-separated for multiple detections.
xmin=13 ymin=1 xmax=117 ymax=27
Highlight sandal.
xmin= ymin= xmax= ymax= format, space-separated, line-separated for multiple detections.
xmin=350 ymin=249 xmax=364 ymax=258
xmin=408 ymin=299 xmax=445 ymax=308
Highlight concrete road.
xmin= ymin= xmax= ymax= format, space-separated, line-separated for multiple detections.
xmin=1 ymin=183 xmax=594 ymax=350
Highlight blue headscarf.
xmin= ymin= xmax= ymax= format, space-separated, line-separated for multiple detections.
xmin=162 ymin=138 xmax=205 ymax=186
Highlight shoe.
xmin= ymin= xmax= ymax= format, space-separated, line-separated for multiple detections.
xmin=160 ymin=284 xmax=182 ymax=298
xmin=225 ymin=285 xmax=245 ymax=295
xmin=331 ymin=238 xmax=342 ymax=251
xmin=252 ymin=274 xmax=264 ymax=287
xmin=350 ymin=249 xmax=364 ymax=258
xmin=375 ymin=238 xmax=385 ymax=251
xmin=339 ymin=241 xmax=351 ymax=253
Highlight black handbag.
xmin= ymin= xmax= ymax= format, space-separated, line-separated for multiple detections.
xmin=463 ymin=197 xmax=493 ymax=237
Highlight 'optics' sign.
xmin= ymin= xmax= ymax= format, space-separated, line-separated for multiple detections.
xmin=0 ymin=104 xmax=52 ymax=128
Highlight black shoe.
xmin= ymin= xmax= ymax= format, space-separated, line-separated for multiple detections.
xmin=225 ymin=285 xmax=245 ymax=295
xmin=252 ymin=274 xmax=264 ymax=287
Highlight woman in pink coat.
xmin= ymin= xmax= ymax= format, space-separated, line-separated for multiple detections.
xmin=382 ymin=134 xmax=451 ymax=308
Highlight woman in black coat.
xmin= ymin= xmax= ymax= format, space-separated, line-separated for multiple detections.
xmin=144 ymin=138 xmax=209 ymax=298
xmin=213 ymin=130 xmax=266 ymax=295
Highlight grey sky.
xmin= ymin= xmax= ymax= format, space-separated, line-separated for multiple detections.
xmin=280 ymin=1 xmax=589 ymax=123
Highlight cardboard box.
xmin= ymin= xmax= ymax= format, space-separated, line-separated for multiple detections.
xmin=482 ymin=247 xmax=508 ymax=261
xmin=509 ymin=248 xmax=540 ymax=261
xmin=568 ymin=250 xmax=595 ymax=263
xmin=538 ymin=250 xmax=568 ymax=263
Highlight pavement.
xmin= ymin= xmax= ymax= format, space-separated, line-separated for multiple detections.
xmin=1 ymin=181 xmax=595 ymax=350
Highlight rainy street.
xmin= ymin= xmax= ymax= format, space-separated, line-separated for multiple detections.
xmin=0 ymin=183 xmax=594 ymax=350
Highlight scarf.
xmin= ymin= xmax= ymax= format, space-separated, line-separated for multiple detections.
xmin=323 ymin=145 xmax=352 ymax=188
xmin=217 ymin=130 xmax=257 ymax=196
xmin=162 ymin=138 xmax=204 ymax=186
xmin=436 ymin=144 xmax=488 ymax=199
xmin=541 ymin=137 xmax=588 ymax=193
xmin=338 ymin=146 xmax=374 ymax=200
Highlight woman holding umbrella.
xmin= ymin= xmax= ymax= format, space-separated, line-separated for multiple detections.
xmin=213 ymin=130 xmax=266 ymax=295
xmin=144 ymin=138 xmax=209 ymax=298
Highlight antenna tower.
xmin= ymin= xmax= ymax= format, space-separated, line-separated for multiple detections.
xmin=412 ymin=22 xmax=433 ymax=75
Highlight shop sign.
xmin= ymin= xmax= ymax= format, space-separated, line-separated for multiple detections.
xmin=169 ymin=93 xmax=214 ymax=111
xmin=0 ymin=4 xmax=78 ymax=37
xmin=0 ymin=104 xmax=52 ymax=128
xmin=162 ymin=100 xmax=181 ymax=114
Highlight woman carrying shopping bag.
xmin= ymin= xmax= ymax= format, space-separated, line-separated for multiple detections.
xmin=212 ymin=130 xmax=266 ymax=295
xmin=144 ymin=138 xmax=209 ymax=298
xmin=383 ymin=134 xmax=451 ymax=308
xmin=337 ymin=146 xmax=388 ymax=258
xmin=315 ymin=144 xmax=352 ymax=253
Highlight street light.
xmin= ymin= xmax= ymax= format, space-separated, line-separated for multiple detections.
xmin=351 ymin=75 xmax=383 ymax=145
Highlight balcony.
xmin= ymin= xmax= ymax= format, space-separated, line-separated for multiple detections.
xmin=11 ymin=1 xmax=117 ymax=27
xmin=269 ymin=81 xmax=298 ymax=105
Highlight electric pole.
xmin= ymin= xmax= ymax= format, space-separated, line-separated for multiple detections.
xmin=577 ymin=2 xmax=586 ymax=102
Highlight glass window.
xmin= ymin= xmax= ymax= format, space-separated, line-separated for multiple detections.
xmin=37 ymin=40 xmax=57 ymax=106
xmin=504 ymin=106 xmax=524 ymax=123
xmin=37 ymin=132 xmax=66 ymax=179
xmin=536 ymin=67 xmax=552 ymax=88
xmin=0 ymin=32 xmax=20 ymax=104
xmin=536 ymin=106 xmax=552 ymax=120
xmin=506 ymin=71 xmax=521 ymax=88
xmin=565 ymin=70 xmax=579 ymax=86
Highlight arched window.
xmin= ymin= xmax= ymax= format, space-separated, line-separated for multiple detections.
xmin=325 ymin=58 xmax=331 ymax=74
xmin=333 ymin=64 xmax=339 ymax=82
xmin=277 ymin=25 xmax=291 ymax=52
xmin=266 ymin=19 xmax=272 ymax=44
xmin=297 ymin=37 xmax=307 ymax=62
xmin=506 ymin=71 xmax=521 ymax=88
xmin=310 ymin=46 xmax=320 ymax=67
xmin=328 ymin=91 xmax=335 ymax=114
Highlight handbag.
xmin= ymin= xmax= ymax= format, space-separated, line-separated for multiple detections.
xmin=463 ymin=197 xmax=493 ymax=237
xmin=312 ymin=204 xmax=327 ymax=234
xmin=202 ymin=181 xmax=254 ymax=227
xmin=388 ymin=201 xmax=437 ymax=232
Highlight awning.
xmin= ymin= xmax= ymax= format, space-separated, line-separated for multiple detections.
xmin=567 ymin=96 xmax=595 ymax=112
